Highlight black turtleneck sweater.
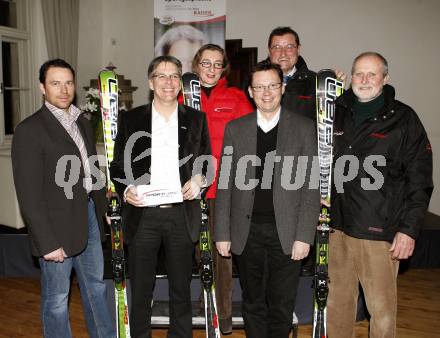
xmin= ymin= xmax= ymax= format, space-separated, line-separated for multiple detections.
xmin=353 ymin=92 xmax=385 ymax=127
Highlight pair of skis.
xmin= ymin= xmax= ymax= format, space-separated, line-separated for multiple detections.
xmin=98 ymin=70 xmax=130 ymax=338
xmin=312 ymin=70 xmax=344 ymax=338
xmin=182 ymin=72 xmax=221 ymax=338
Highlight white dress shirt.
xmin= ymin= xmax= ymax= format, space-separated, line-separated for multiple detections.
xmin=150 ymin=102 xmax=181 ymax=188
xmin=257 ymin=107 xmax=281 ymax=133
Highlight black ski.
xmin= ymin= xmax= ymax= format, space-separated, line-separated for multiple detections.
xmin=181 ymin=72 xmax=201 ymax=110
xmin=181 ymin=72 xmax=220 ymax=337
xmin=199 ymin=199 xmax=221 ymax=337
xmin=313 ymin=69 xmax=344 ymax=338
xmin=98 ymin=69 xmax=130 ymax=338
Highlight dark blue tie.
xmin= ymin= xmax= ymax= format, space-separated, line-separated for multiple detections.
xmin=283 ymin=75 xmax=292 ymax=84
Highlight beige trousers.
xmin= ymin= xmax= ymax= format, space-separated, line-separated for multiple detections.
xmin=327 ymin=230 xmax=399 ymax=338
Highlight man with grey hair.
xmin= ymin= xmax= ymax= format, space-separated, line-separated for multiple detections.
xmin=110 ymin=55 xmax=212 ymax=337
xmin=328 ymin=52 xmax=433 ymax=337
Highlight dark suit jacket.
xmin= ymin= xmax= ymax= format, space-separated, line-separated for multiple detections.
xmin=214 ymin=109 xmax=320 ymax=255
xmin=109 ymin=103 xmax=212 ymax=243
xmin=11 ymin=105 xmax=107 ymax=257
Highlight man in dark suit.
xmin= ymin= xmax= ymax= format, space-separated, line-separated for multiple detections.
xmin=215 ymin=61 xmax=320 ymax=338
xmin=11 ymin=59 xmax=114 ymax=338
xmin=110 ymin=55 xmax=212 ymax=338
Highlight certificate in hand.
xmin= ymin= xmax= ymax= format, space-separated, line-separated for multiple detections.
xmin=136 ymin=184 xmax=183 ymax=207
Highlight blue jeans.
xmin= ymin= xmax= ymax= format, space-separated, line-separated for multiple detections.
xmin=39 ymin=198 xmax=115 ymax=338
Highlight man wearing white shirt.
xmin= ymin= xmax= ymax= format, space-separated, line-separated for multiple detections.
xmin=215 ymin=61 xmax=319 ymax=338
xmin=110 ymin=55 xmax=212 ymax=338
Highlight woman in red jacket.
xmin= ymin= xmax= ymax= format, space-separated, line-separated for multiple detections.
xmin=193 ymin=44 xmax=253 ymax=334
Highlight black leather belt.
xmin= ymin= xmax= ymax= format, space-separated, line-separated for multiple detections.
xmin=152 ymin=203 xmax=181 ymax=208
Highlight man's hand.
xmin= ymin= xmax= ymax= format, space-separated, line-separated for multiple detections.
xmin=291 ymin=241 xmax=310 ymax=260
xmin=182 ymin=175 xmax=205 ymax=200
xmin=333 ymin=68 xmax=347 ymax=84
xmin=43 ymin=248 xmax=67 ymax=262
xmin=389 ymin=232 xmax=415 ymax=260
xmin=125 ymin=186 xmax=145 ymax=207
xmin=106 ymin=190 xmax=118 ymax=199
xmin=216 ymin=241 xmax=231 ymax=257
xmin=320 ymin=198 xmax=330 ymax=207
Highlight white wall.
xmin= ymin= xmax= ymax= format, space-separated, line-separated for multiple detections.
xmin=77 ymin=0 xmax=153 ymax=106
xmin=31 ymin=0 xmax=48 ymax=108
xmin=1 ymin=0 xmax=437 ymax=229
xmin=76 ymin=0 xmax=103 ymax=104
xmin=74 ymin=0 xmax=440 ymax=214
xmin=225 ymin=0 xmax=440 ymax=212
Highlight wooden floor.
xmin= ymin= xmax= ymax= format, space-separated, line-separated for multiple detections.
xmin=0 ymin=269 xmax=439 ymax=338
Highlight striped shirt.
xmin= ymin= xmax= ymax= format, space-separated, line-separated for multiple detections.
xmin=46 ymin=101 xmax=92 ymax=193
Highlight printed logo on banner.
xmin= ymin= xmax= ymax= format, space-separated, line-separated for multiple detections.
xmin=159 ymin=15 xmax=174 ymax=25
xmin=194 ymin=10 xmax=214 ymax=17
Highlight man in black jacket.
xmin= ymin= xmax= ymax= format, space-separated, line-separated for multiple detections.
xmin=267 ymin=26 xmax=346 ymax=119
xmin=110 ymin=55 xmax=212 ymax=338
xmin=327 ymin=52 xmax=433 ymax=337
xmin=267 ymin=27 xmax=317 ymax=120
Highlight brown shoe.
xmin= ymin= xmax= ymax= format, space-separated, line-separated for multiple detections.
xmin=219 ymin=317 xmax=232 ymax=335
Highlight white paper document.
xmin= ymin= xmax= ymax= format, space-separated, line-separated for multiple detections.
xmin=136 ymin=184 xmax=183 ymax=207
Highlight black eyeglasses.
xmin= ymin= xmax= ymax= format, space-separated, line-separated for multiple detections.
xmin=251 ymin=83 xmax=282 ymax=92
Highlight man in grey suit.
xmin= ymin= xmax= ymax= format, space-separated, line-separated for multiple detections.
xmin=215 ymin=60 xmax=320 ymax=338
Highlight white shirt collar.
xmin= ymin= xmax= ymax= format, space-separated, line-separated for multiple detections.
xmin=257 ymin=107 xmax=281 ymax=133
xmin=152 ymin=100 xmax=178 ymax=124
xmin=286 ymin=66 xmax=297 ymax=77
